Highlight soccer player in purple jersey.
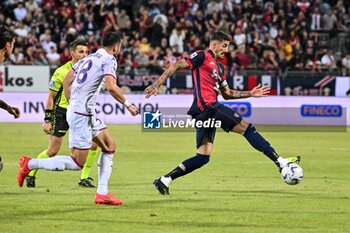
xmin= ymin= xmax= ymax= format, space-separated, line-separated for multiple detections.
xmin=18 ymin=32 xmax=139 ymax=205
xmin=145 ymin=31 xmax=300 ymax=195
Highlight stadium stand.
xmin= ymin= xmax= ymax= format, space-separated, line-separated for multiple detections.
xmin=1 ymin=0 xmax=349 ymax=77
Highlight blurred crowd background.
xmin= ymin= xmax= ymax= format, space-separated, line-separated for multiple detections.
xmin=1 ymin=0 xmax=350 ymax=76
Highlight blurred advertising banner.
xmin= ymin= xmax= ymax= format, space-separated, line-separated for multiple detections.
xmin=0 ymin=65 xmax=50 ymax=92
xmin=335 ymin=77 xmax=350 ymax=97
xmin=0 ymin=93 xmax=348 ymax=128
xmin=230 ymin=75 xmax=278 ymax=95
xmin=280 ymin=75 xmax=336 ymax=96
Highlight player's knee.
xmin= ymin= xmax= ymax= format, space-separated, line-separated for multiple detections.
xmin=107 ymin=141 xmax=116 ymax=152
xmin=232 ymin=120 xmax=249 ymax=135
xmin=196 ymin=153 xmax=210 ymax=167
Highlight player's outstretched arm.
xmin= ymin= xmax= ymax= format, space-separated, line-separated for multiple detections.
xmin=220 ymin=84 xmax=270 ymax=100
xmin=105 ymin=75 xmax=139 ymax=116
xmin=0 ymin=99 xmax=21 ymax=118
xmin=145 ymin=59 xmax=190 ymax=98
xmin=63 ymin=69 xmax=75 ymax=102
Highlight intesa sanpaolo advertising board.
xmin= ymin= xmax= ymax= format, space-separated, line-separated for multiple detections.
xmin=0 ymin=93 xmax=348 ymax=127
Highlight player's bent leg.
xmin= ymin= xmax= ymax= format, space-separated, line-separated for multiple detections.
xmin=92 ymin=129 xmax=122 ymax=205
xmin=154 ymin=139 xmax=213 ymax=195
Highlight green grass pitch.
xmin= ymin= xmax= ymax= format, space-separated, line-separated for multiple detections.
xmin=0 ymin=123 xmax=349 ymax=233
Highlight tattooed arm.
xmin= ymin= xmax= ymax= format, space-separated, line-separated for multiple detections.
xmin=145 ymin=59 xmax=190 ymax=98
xmin=220 ymin=84 xmax=270 ymax=100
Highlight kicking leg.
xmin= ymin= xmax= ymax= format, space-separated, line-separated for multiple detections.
xmin=232 ymin=120 xmax=298 ymax=169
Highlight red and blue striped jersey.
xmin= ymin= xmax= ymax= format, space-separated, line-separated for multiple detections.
xmin=184 ymin=50 xmax=228 ymax=115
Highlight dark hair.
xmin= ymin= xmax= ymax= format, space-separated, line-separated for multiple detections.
xmin=69 ymin=38 xmax=88 ymax=51
xmin=210 ymin=31 xmax=231 ymax=43
xmin=0 ymin=25 xmax=16 ymax=49
xmin=102 ymin=31 xmax=121 ymax=47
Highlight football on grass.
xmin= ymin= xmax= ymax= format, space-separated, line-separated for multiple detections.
xmin=281 ymin=163 xmax=304 ymax=185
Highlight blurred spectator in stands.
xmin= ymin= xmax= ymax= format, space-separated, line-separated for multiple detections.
xmin=10 ymin=47 xmax=24 ymax=65
xmin=208 ymin=11 xmax=221 ymax=31
xmin=222 ymin=0 xmax=233 ymax=16
xmin=25 ymin=0 xmax=38 ymax=14
xmin=41 ymin=34 xmax=57 ymax=55
xmin=160 ymin=37 xmax=168 ymax=52
xmin=148 ymin=1 xmax=160 ymax=20
xmin=138 ymin=37 xmax=150 ymax=53
xmin=58 ymin=1 xmax=74 ymax=19
xmin=46 ymin=46 xmax=60 ymax=67
xmin=170 ymin=0 xmax=189 ymax=18
xmin=288 ymin=30 xmax=300 ymax=47
xmin=102 ymin=9 xmax=119 ymax=34
xmin=124 ymin=52 xmax=136 ymax=75
xmin=74 ymin=15 xmax=85 ymax=34
xmin=236 ymin=48 xmax=251 ymax=70
xmin=33 ymin=47 xmax=48 ymax=65
xmin=310 ymin=7 xmax=322 ymax=30
xmin=258 ymin=50 xmax=279 ymax=71
xmin=13 ymin=1 xmax=27 ymax=22
xmin=341 ymin=53 xmax=350 ymax=75
xmin=149 ymin=47 xmax=164 ymax=75
xmin=322 ymin=9 xmax=337 ymax=30
xmin=293 ymin=42 xmax=305 ymax=69
xmin=164 ymin=48 xmax=177 ymax=67
xmin=269 ymin=23 xmax=278 ymax=39
xmin=14 ymin=21 xmax=29 ymax=38
xmin=228 ymin=50 xmax=240 ymax=76
xmin=281 ymin=39 xmax=293 ymax=66
xmin=60 ymin=47 xmax=72 ymax=64
xmin=193 ymin=10 xmax=205 ymax=35
xmin=233 ymin=28 xmax=246 ymax=50
xmin=150 ymin=17 xmax=165 ymax=48
xmin=87 ymin=35 xmax=99 ymax=53
xmin=24 ymin=46 xmax=35 ymax=65
xmin=192 ymin=36 xmax=205 ymax=51
xmin=169 ymin=26 xmax=184 ymax=54
xmin=321 ymin=49 xmax=337 ymax=70
xmin=32 ymin=8 xmax=45 ymax=35
xmin=117 ymin=9 xmax=130 ymax=30
xmin=207 ymin=0 xmax=221 ymax=16
xmin=84 ymin=14 xmax=99 ymax=36
xmin=137 ymin=6 xmax=153 ymax=38
xmin=134 ymin=50 xmax=150 ymax=74
xmin=57 ymin=40 xmax=68 ymax=55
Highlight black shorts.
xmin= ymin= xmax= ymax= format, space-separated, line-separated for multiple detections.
xmin=193 ymin=102 xmax=242 ymax=148
xmin=50 ymin=106 xmax=69 ymax=137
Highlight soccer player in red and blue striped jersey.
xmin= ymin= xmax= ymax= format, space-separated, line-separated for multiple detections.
xmin=145 ymin=31 xmax=300 ymax=195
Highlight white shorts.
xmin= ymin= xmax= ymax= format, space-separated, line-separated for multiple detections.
xmin=67 ymin=109 xmax=106 ymax=149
